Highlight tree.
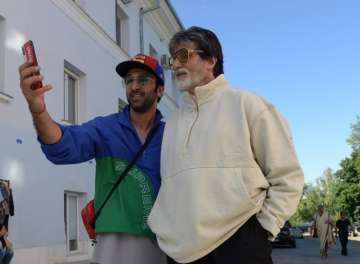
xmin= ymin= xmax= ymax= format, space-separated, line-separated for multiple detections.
xmin=291 ymin=116 xmax=360 ymax=225
xmin=317 ymin=168 xmax=338 ymax=215
xmin=334 ymin=148 xmax=360 ymax=222
xmin=333 ymin=116 xmax=360 ymax=223
xmin=290 ymin=183 xmax=322 ymax=225
xmin=290 ymin=168 xmax=338 ymax=225
xmin=347 ymin=115 xmax=360 ymax=148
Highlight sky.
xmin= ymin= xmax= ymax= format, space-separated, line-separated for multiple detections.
xmin=170 ymin=0 xmax=360 ymax=184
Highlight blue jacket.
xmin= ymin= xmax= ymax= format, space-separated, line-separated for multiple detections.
xmin=41 ymin=106 xmax=164 ymax=237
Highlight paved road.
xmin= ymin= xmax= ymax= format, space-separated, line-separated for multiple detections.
xmin=59 ymin=236 xmax=360 ymax=264
xmin=272 ymin=235 xmax=360 ymax=264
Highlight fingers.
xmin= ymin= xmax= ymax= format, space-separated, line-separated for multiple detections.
xmin=23 ymin=83 xmax=52 ymax=96
xmin=21 ymin=74 xmax=43 ymax=91
xmin=37 ymin=84 xmax=52 ymax=95
xmin=18 ymin=61 xmax=33 ymax=74
xmin=20 ymin=65 xmax=41 ymax=82
xmin=19 ymin=62 xmax=53 ymax=108
xmin=19 ymin=61 xmax=42 ymax=92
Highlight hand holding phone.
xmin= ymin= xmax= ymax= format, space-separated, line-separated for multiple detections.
xmin=22 ymin=40 xmax=43 ymax=90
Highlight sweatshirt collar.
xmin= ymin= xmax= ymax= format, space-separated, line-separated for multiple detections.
xmin=182 ymin=74 xmax=228 ymax=108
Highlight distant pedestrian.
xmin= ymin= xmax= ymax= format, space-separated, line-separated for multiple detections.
xmin=336 ymin=211 xmax=353 ymax=256
xmin=314 ymin=205 xmax=335 ymax=258
xmin=0 ymin=181 xmax=14 ymax=264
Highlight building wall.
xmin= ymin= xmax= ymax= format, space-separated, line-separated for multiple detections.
xmin=0 ymin=0 xmax=181 ymax=263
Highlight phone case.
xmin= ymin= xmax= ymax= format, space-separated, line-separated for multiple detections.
xmin=22 ymin=40 xmax=43 ymax=90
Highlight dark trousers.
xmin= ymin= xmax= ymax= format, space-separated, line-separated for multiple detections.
xmin=339 ymin=234 xmax=348 ymax=255
xmin=167 ymin=215 xmax=273 ymax=264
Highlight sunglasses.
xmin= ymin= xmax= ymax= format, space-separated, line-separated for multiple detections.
xmin=124 ymin=75 xmax=155 ymax=88
xmin=169 ymin=48 xmax=204 ymax=67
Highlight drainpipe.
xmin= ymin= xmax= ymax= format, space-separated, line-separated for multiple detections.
xmin=139 ymin=0 xmax=160 ymax=54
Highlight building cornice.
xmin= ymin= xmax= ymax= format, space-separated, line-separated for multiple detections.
xmin=50 ymin=0 xmax=179 ymax=110
xmin=50 ymin=0 xmax=129 ymax=61
xmin=163 ymin=0 xmax=184 ymax=30
xmin=138 ymin=0 xmax=183 ymax=43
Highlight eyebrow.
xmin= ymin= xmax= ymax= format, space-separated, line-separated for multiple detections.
xmin=125 ymin=73 xmax=153 ymax=78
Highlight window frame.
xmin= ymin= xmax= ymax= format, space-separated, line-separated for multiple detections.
xmin=64 ymin=192 xmax=80 ymax=254
xmin=115 ymin=3 xmax=129 ymax=52
xmin=149 ymin=44 xmax=159 ymax=60
xmin=0 ymin=15 xmax=6 ymax=96
xmin=63 ymin=68 xmax=80 ymax=124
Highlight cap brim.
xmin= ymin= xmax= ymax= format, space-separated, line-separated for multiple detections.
xmin=116 ymin=61 xmax=164 ymax=85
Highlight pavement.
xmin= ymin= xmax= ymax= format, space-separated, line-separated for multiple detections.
xmin=272 ymin=235 xmax=360 ymax=264
xmin=58 ymin=235 xmax=360 ymax=264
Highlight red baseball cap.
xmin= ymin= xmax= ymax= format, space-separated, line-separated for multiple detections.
xmin=116 ymin=54 xmax=164 ymax=85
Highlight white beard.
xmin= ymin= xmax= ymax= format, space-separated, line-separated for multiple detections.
xmin=174 ymin=69 xmax=200 ymax=92
xmin=175 ymin=77 xmax=192 ymax=92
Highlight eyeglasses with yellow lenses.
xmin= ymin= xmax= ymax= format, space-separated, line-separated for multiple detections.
xmin=169 ymin=48 xmax=204 ymax=67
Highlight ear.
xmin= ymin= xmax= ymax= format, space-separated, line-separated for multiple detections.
xmin=206 ymin=57 xmax=217 ymax=71
xmin=157 ymin=85 xmax=165 ymax=99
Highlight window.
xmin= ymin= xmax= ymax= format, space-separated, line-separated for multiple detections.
xmin=64 ymin=69 xmax=79 ymax=124
xmin=149 ymin=44 xmax=158 ymax=60
xmin=64 ymin=192 xmax=79 ymax=253
xmin=0 ymin=16 xmax=5 ymax=94
xmin=118 ymin=98 xmax=127 ymax=112
xmin=115 ymin=4 xmax=129 ymax=52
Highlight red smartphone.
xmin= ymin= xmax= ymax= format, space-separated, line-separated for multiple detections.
xmin=22 ymin=40 xmax=43 ymax=90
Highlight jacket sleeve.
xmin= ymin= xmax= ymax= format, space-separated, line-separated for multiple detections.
xmin=40 ymin=117 xmax=103 ymax=164
xmin=250 ymin=105 xmax=304 ymax=239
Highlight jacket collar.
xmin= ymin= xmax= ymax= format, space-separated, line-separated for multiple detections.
xmin=182 ymin=74 xmax=228 ymax=109
xmin=117 ymin=105 xmax=164 ymax=130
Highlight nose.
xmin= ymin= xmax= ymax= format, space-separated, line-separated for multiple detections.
xmin=171 ymin=58 xmax=182 ymax=71
xmin=126 ymin=81 xmax=142 ymax=91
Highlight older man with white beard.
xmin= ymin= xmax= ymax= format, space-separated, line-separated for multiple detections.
xmin=148 ymin=26 xmax=304 ymax=264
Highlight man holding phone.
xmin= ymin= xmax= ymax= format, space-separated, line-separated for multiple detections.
xmin=19 ymin=48 xmax=166 ymax=264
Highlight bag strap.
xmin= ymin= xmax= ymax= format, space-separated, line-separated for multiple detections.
xmin=92 ymin=123 xmax=160 ymax=227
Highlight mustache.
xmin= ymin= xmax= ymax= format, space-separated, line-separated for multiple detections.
xmin=129 ymin=91 xmax=145 ymax=97
xmin=175 ymin=68 xmax=190 ymax=76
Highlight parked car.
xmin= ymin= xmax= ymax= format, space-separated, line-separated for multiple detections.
xmin=271 ymin=226 xmax=296 ymax=248
xmin=350 ymin=226 xmax=359 ymax=237
xmin=298 ymin=223 xmax=312 ymax=234
xmin=290 ymin=227 xmax=304 ymax=239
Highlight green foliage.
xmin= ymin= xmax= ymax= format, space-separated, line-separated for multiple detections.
xmin=334 ymin=148 xmax=360 ymax=222
xmin=291 ymin=116 xmax=360 ymax=225
xmin=290 ymin=183 xmax=323 ymax=225
xmin=347 ymin=116 xmax=360 ymax=148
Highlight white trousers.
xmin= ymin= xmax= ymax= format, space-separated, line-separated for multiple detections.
xmin=92 ymin=233 xmax=166 ymax=264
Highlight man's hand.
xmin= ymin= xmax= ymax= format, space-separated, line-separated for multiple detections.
xmin=19 ymin=61 xmax=52 ymax=113
xmin=18 ymin=61 xmax=62 ymax=144
xmin=0 ymin=226 xmax=7 ymax=237
xmin=4 ymin=237 xmax=13 ymax=250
